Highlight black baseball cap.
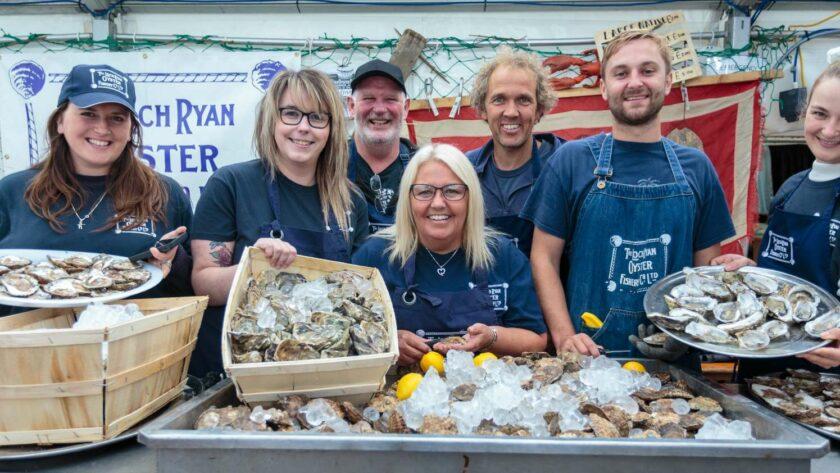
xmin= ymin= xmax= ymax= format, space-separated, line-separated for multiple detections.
xmin=350 ymin=59 xmax=406 ymax=93
xmin=57 ymin=64 xmax=137 ymax=115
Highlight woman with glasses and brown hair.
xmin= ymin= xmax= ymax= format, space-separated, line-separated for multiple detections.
xmin=189 ymin=68 xmax=369 ymax=377
xmin=352 ymin=143 xmax=547 ymax=365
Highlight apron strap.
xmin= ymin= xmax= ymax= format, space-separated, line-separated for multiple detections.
xmin=661 ymin=139 xmax=692 ymax=192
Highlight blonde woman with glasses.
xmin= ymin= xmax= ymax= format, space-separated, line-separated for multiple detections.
xmin=352 ymin=143 xmax=546 ymax=366
xmin=189 ymin=69 xmax=370 ymax=377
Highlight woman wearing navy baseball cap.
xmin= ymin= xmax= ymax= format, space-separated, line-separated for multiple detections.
xmin=0 ymin=64 xmax=193 ymax=314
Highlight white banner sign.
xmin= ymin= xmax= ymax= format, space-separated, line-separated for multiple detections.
xmin=0 ymin=52 xmax=301 ymax=205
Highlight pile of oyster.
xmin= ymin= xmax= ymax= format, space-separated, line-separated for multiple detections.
xmin=228 ymin=269 xmax=390 ymax=363
xmin=0 ymin=253 xmax=151 ymax=300
xmin=198 ymin=352 xmax=751 ymax=440
xmin=749 ymin=369 xmax=840 ymax=434
xmin=647 ymin=267 xmax=840 ymax=351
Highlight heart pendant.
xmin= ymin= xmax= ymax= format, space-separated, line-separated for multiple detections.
xmin=436 ymin=268 xmax=446 ymax=277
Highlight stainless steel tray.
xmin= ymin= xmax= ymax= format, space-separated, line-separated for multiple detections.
xmin=644 ymin=266 xmax=836 ymax=358
xmin=745 ymin=372 xmax=840 ymax=442
xmin=139 ymin=360 xmax=829 ymax=473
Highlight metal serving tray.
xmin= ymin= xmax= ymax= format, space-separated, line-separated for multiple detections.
xmin=644 ymin=266 xmax=837 ymax=358
xmin=139 ymin=360 xmax=830 ymax=473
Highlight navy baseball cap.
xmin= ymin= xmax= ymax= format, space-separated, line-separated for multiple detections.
xmin=57 ymin=64 xmax=137 ymax=115
xmin=351 ymin=59 xmax=406 ymax=93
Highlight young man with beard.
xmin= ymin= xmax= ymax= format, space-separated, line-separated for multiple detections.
xmin=347 ymin=59 xmax=417 ymax=234
xmin=521 ymin=31 xmax=735 ymax=361
xmin=467 ymin=48 xmax=563 ymax=257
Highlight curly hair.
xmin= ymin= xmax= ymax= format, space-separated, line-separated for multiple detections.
xmin=470 ymin=46 xmax=555 ymax=116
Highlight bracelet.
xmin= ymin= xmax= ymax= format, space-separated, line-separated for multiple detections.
xmin=480 ymin=327 xmax=498 ymax=352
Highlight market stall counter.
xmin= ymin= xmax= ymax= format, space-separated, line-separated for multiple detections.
xmin=139 ymin=359 xmax=830 ymax=473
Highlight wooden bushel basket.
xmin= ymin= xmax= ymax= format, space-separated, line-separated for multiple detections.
xmin=222 ymin=248 xmax=399 ymax=405
xmin=0 ymin=296 xmax=207 ymax=446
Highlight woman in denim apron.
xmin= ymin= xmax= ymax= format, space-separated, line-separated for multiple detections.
xmin=353 ymin=143 xmax=547 ymax=365
xmin=714 ymin=63 xmax=840 ymax=374
xmin=189 ymin=69 xmax=368 ymax=378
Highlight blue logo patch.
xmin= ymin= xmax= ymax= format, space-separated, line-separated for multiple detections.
xmin=90 ymin=68 xmax=130 ymax=98
xmin=114 ymin=217 xmax=156 ymax=238
xmin=761 ymin=230 xmax=795 ymax=265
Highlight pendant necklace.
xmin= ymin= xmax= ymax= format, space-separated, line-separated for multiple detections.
xmin=70 ymin=191 xmax=108 ymax=230
xmin=425 ymin=247 xmax=459 ymax=277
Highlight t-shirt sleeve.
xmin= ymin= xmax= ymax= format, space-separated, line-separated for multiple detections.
xmin=693 ymin=155 xmax=737 ymax=250
xmin=351 ymin=193 xmax=370 ymax=253
xmin=519 ymin=147 xmax=574 ymax=240
xmin=496 ymin=242 xmax=547 ymax=334
xmin=191 ymin=170 xmax=238 ymax=242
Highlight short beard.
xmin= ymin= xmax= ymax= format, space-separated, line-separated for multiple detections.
xmin=356 ymin=122 xmax=401 ymax=148
xmin=608 ymin=89 xmax=665 ymax=127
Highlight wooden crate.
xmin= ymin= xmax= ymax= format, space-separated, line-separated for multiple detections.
xmin=0 ymin=296 xmax=207 ymax=446
xmin=223 ymin=248 xmax=398 ymax=405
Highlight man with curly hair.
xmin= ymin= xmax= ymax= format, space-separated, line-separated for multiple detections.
xmin=467 ymin=47 xmax=564 ymax=257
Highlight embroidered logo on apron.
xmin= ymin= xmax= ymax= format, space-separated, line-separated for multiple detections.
xmin=761 ymin=230 xmax=795 ymax=265
xmin=831 ymin=219 xmax=839 ymax=248
xmin=606 ymin=234 xmax=670 ymax=293
xmin=114 ymin=217 xmax=156 ymax=238
xmin=469 ymin=281 xmax=509 ymax=311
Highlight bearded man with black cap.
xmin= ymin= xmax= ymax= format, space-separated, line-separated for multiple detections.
xmin=347 ymin=59 xmax=417 ymax=234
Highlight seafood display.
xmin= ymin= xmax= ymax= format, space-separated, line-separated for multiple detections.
xmin=748 ymin=369 xmax=840 ymax=439
xmin=197 ymin=352 xmax=753 ymax=440
xmin=645 ymin=267 xmax=840 ymax=356
xmin=228 ymin=268 xmax=391 ymax=363
xmin=0 ymin=252 xmax=151 ymax=300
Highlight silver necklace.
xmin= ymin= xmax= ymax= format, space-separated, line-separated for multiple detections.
xmin=70 ymin=191 xmax=108 ymax=230
xmin=425 ymin=247 xmax=459 ymax=277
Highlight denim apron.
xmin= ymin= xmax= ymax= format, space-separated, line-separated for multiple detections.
xmin=757 ymin=178 xmax=839 ymax=293
xmin=565 ymin=133 xmax=696 ymax=356
xmin=740 ymin=180 xmax=840 ymax=380
xmin=390 ymin=252 xmax=499 ymax=336
xmin=189 ymin=175 xmax=352 ymax=378
xmin=348 ymin=140 xmax=411 ymax=235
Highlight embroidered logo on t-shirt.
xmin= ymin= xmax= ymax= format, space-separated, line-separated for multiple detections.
xmin=468 ymin=281 xmax=509 ymax=312
xmin=830 ymin=219 xmax=839 ymax=248
xmin=114 ymin=217 xmax=156 ymax=238
xmin=761 ymin=230 xmax=795 ymax=265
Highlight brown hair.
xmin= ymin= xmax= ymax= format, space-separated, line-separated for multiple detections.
xmin=470 ymin=46 xmax=555 ymax=116
xmin=253 ymin=68 xmax=354 ymax=236
xmin=807 ymin=61 xmax=840 ymax=108
xmin=601 ymin=31 xmax=672 ymax=76
xmin=24 ymin=103 xmax=169 ymax=232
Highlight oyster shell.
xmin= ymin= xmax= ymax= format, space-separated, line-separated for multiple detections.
xmin=712 ymin=302 xmax=741 ymax=324
xmin=0 ymin=265 xmax=9 ymax=275
xmin=647 ymin=309 xmax=704 ymax=330
xmin=669 ymin=284 xmax=704 ymax=299
xmin=350 ymin=321 xmax=389 ymax=355
xmin=788 ymin=284 xmax=820 ymax=307
xmin=737 ymin=329 xmax=771 ymax=350
xmin=25 ymin=264 xmax=70 ymax=284
xmin=1 ymin=273 xmax=39 ymax=297
xmin=419 ymin=415 xmax=458 ymax=435
xmin=0 ymin=255 xmax=31 ymax=269
xmin=763 ymin=295 xmax=793 ymax=323
xmin=688 ymin=396 xmax=722 ymax=413
xmin=676 ymin=295 xmax=719 ymax=313
xmin=804 ymin=308 xmax=840 ymax=338
xmin=643 ymin=332 xmax=668 ymax=346
xmin=718 ymin=309 xmax=765 ymax=334
xmin=588 ymin=414 xmax=620 ymax=438
xmin=792 ymin=301 xmax=819 ymax=323
xmin=736 ymin=291 xmax=764 ymax=316
xmin=80 ymin=269 xmax=113 ymax=290
xmin=44 ymin=278 xmax=81 ymax=298
xmin=685 ymin=268 xmax=732 ymax=299
xmin=121 ymin=268 xmax=151 ymax=283
xmin=758 ymin=319 xmax=790 ymax=340
xmin=272 ymin=339 xmax=319 ymax=361
xmin=685 ymin=321 xmax=735 ymax=344
xmin=742 ymin=271 xmax=779 ymax=295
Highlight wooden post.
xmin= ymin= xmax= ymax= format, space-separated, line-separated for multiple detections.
xmin=389 ymin=28 xmax=428 ymax=81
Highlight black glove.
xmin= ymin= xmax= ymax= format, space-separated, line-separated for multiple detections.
xmin=628 ymin=324 xmax=689 ymax=362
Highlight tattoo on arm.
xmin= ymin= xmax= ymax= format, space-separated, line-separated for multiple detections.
xmin=209 ymin=241 xmax=233 ymax=267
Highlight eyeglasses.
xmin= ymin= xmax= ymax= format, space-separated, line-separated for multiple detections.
xmin=278 ymin=107 xmax=331 ymax=129
xmin=409 ymin=184 xmax=468 ymax=201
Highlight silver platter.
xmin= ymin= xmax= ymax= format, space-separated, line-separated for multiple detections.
xmin=0 ymin=249 xmax=163 ymax=308
xmin=643 ymin=265 xmax=836 ymax=359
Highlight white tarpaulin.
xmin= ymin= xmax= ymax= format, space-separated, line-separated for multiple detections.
xmin=0 ymin=52 xmax=301 ymax=205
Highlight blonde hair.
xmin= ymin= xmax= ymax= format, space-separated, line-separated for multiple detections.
xmin=377 ymin=143 xmax=501 ymax=272
xmin=601 ymin=31 xmax=672 ymax=76
xmin=470 ymin=45 xmax=555 ymax=116
xmin=254 ymin=69 xmax=354 ymax=235
xmin=807 ymin=61 xmax=840 ymax=109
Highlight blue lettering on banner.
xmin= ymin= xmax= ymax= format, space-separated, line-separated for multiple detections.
xmin=115 ymin=217 xmax=156 ymax=238
xmin=175 ymin=99 xmax=235 ymax=135
xmin=606 ymin=234 xmax=670 ymax=294
xmin=141 ymin=144 xmax=219 ymax=173
xmin=761 ymin=230 xmax=795 ymax=265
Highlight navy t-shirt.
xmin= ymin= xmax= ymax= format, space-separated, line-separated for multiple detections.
xmin=521 ymin=136 xmax=736 ymax=252
xmin=0 ymin=168 xmax=193 ymax=310
xmin=192 ymin=159 xmax=369 ymax=265
xmin=352 ymin=236 xmax=546 ymax=333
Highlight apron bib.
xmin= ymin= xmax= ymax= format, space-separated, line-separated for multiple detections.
xmin=565 ymin=133 xmax=696 ymax=356
xmin=348 ymin=141 xmax=411 ymax=234
xmin=390 ymin=253 xmax=499 ymax=335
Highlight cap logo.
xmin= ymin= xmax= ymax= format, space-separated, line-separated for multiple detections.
xmin=89 ymin=68 xmax=129 ymax=98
